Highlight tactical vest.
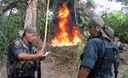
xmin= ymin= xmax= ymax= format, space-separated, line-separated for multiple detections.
xmin=88 ymin=37 xmax=115 ymax=77
xmin=12 ymin=39 xmax=40 ymax=76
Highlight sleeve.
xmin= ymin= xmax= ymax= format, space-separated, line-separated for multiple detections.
xmin=113 ymin=41 xmax=118 ymax=49
xmin=11 ymin=40 xmax=24 ymax=57
xmin=118 ymin=43 xmax=125 ymax=53
xmin=114 ymin=41 xmax=124 ymax=53
xmin=80 ymin=40 xmax=99 ymax=69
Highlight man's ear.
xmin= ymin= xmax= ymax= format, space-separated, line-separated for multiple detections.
xmin=91 ymin=26 xmax=96 ymax=30
xmin=91 ymin=26 xmax=97 ymax=33
xmin=25 ymin=32 xmax=29 ymax=35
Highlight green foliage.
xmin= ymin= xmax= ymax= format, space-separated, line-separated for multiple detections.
xmin=101 ymin=11 xmax=128 ymax=42
xmin=76 ymin=3 xmax=90 ymax=52
xmin=36 ymin=11 xmax=55 ymax=40
xmin=68 ymin=71 xmax=74 ymax=77
xmin=75 ymin=58 xmax=81 ymax=66
xmin=115 ymin=0 xmax=128 ymax=5
xmin=0 ymin=0 xmax=28 ymax=13
xmin=125 ymin=32 xmax=128 ymax=42
xmin=0 ymin=9 xmax=25 ymax=62
xmin=75 ymin=3 xmax=91 ymax=67
xmin=45 ymin=0 xmax=55 ymax=9
xmin=77 ymin=43 xmax=85 ymax=52
xmin=79 ymin=16 xmax=88 ymax=27
xmin=36 ymin=0 xmax=55 ymax=40
xmin=87 ymin=0 xmax=95 ymax=5
xmin=50 ymin=47 xmax=58 ymax=53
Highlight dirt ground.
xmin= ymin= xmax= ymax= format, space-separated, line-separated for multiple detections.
xmin=0 ymin=60 xmax=128 ymax=78
xmin=0 ymin=44 xmax=128 ymax=78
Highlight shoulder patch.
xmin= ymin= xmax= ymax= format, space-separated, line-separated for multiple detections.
xmin=13 ymin=40 xmax=21 ymax=48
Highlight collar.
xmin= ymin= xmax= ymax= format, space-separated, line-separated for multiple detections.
xmin=93 ymin=34 xmax=102 ymax=38
xmin=21 ymin=38 xmax=33 ymax=47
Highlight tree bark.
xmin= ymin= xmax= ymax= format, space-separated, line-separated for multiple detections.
xmin=24 ymin=0 xmax=38 ymax=28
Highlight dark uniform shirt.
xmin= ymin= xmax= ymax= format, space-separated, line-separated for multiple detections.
xmin=114 ymin=41 xmax=124 ymax=54
xmin=80 ymin=38 xmax=113 ymax=78
xmin=113 ymin=41 xmax=124 ymax=64
xmin=9 ymin=38 xmax=37 ymax=77
xmin=113 ymin=40 xmax=124 ymax=77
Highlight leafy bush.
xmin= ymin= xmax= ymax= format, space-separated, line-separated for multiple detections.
xmin=0 ymin=12 xmax=24 ymax=63
xmin=101 ymin=11 xmax=128 ymax=43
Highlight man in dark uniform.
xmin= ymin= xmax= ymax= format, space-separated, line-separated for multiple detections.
xmin=78 ymin=17 xmax=115 ymax=78
xmin=113 ymin=35 xmax=124 ymax=78
xmin=8 ymin=27 xmax=45 ymax=78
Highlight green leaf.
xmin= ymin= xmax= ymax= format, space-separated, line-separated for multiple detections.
xmin=68 ymin=71 xmax=74 ymax=77
xmin=101 ymin=11 xmax=128 ymax=42
xmin=77 ymin=44 xmax=85 ymax=52
xmin=79 ymin=10 xmax=83 ymax=14
xmin=84 ymin=31 xmax=89 ymax=36
xmin=79 ymin=24 xmax=83 ymax=27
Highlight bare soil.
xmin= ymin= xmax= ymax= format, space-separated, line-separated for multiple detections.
xmin=0 ymin=44 xmax=128 ymax=78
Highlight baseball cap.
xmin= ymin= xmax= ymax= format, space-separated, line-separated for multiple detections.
xmin=19 ymin=27 xmax=37 ymax=37
xmin=24 ymin=27 xmax=37 ymax=34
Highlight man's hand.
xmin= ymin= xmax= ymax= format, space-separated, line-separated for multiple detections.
xmin=77 ymin=66 xmax=91 ymax=78
xmin=36 ymin=51 xmax=43 ymax=57
xmin=41 ymin=56 xmax=46 ymax=60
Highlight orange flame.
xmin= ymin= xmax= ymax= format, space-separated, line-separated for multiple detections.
xmin=51 ymin=3 xmax=80 ymax=46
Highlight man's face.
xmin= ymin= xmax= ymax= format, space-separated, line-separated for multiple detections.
xmin=114 ymin=37 xmax=119 ymax=42
xmin=88 ymin=27 xmax=93 ymax=37
xmin=26 ymin=32 xmax=37 ymax=42
xmin=88 ymin=26 xmax=96 ymax=37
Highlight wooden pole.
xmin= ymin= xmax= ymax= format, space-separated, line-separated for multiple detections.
xmin=41 ymin=0 xmax=50 ymax=51
xmin=38 ymin=0 xmax=50 ymax=78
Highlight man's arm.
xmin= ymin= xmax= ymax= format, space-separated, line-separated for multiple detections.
xmin=17 ymin=51 xmax=43 ymax=60
xmin=118 ymin=43 xmax=125 ymax=53
xmin=77 ymin=66 xmax=91 ymax=78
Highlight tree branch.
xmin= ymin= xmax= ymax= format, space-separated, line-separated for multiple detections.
xmin=41 ymin=0 xmax=50 ymax=51
xmin=2 ymin=0 xmax=27 ymax=14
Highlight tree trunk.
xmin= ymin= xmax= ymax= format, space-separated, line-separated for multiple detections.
xmin=24 ymin=0 xmax=38 ymax=28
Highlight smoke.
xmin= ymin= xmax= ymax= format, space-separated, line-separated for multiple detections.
xmin=52 ymin=0 xmax=76 ymax=25
xmin=52 ymin=0 xmax=99 ymax=35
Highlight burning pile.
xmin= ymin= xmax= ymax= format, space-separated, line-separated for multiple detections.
xmin=51 ymin=3 xmax=81 ymax=47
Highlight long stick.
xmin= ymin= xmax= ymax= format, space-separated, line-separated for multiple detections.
xmin=38 ymin=0 xmax=50 ymax=78
xmin=41 ymin=0 xmax=50 ymax=51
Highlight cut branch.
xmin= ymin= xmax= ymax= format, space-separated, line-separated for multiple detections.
xmin=41 ymin=0 xmax=50 ymax=51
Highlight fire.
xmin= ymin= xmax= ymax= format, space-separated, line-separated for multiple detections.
xmin=51 ymin=3 xmax=81 ymax=46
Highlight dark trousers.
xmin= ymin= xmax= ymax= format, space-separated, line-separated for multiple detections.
xmin=9 ymin=73 xmax=34 ymax=78
xmin=114 ymin=58 xmax=120 ymax=78
xmin=15 ymin=76 xmax=34 ymax=78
